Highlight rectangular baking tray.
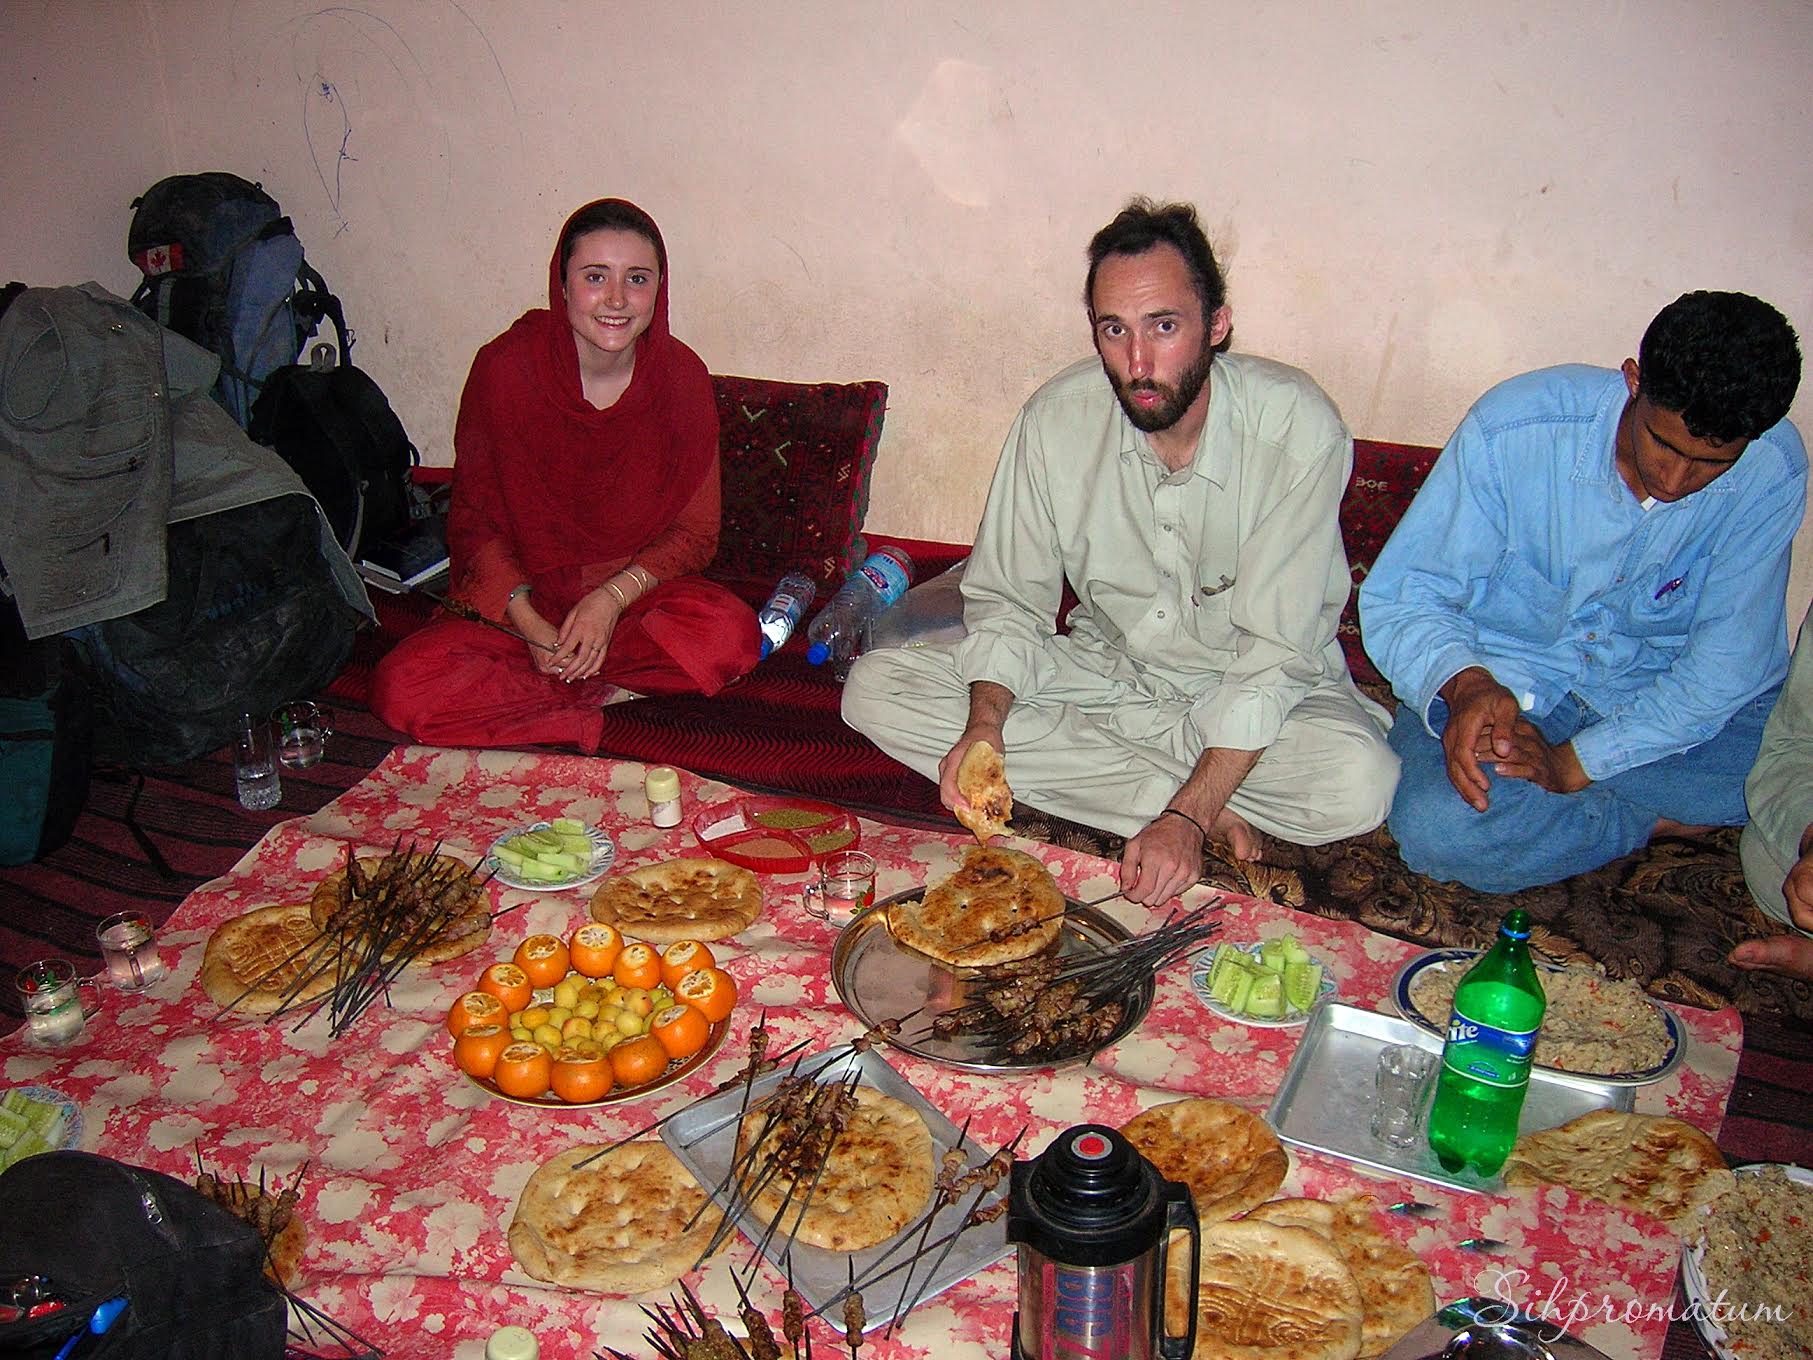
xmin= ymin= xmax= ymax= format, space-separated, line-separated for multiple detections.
xmin=1265 ymin=1003 xmax=1635 ymax=1196
xmin=661 ymin=1045 xmax=1010 ymax=1331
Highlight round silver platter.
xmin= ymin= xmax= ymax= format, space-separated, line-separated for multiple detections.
xmin=830 ymin=888 xmax=1154 ymax=1074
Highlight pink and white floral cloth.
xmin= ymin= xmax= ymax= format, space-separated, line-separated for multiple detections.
xmin=2 ymin=747 xmax=1739 ymax=1360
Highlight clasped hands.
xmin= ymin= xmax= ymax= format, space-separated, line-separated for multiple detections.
xmin=520 ymin=587 xmax=624 ymax=683
xmin=1441 ymin=668 xmax=1589 ymax=811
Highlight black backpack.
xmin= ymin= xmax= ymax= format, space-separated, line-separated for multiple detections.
xmin=0 ymin=599 xmax=92 ymax=866
xmin=127 ymin=173 xmax=341 ymax=429
xmin=0 ymin=1152 xmax=286 ymax=1358
xmin=248 ymin=342 xmax=421 ymax=564
xmin=69 ymin=495 xmax=360 ymax=768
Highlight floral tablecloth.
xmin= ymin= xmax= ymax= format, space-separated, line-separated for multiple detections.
xmin=1 ymin=747 xmax=1740 ymax=1360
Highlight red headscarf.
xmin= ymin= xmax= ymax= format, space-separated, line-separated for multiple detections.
xmin=448 ymin=199 xmax=718 ymax=618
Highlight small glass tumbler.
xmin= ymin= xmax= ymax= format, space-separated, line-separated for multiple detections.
xmin=1371 ymin=1043 xmax=1439 ymax=1148
xmin=96 ymin=912 xmax=165 ymax=990
xmin=803 ymin=850 xmax=879 ymax=922
xmin=234 ymin=712 xmax=282 ymax=811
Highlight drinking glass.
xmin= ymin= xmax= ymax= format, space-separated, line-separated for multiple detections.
xmin=1372 ymin=1043 xmax=1439 ymax=1148
xmin=96 ymin=912 xmax=165 ymax=990
xmin=235 ymin=712 xmax=282 ymax=810
xmin=273 ymin=700 xmax=333 ymax=768
xmin=802 ymin=850 xmax=879 ymax=922
xmin=13 ymin=960 xmax=100 ymax=1047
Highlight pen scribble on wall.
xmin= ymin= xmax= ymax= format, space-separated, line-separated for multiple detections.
xmin=229 ymin=2 xmax=519 ymax=228
xmin=306 ymin=76 xmax=356 ymax=235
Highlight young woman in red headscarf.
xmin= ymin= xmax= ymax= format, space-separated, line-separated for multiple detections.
xmin=370 ymin=199 xmax=759 ymax=750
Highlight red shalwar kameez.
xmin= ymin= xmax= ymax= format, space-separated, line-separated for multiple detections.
xmin=371 ymin=200 xmax=758 ymax=751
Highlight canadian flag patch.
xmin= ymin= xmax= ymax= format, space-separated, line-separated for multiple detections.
xmin=133 ymin=242 xmax=184 ymax=276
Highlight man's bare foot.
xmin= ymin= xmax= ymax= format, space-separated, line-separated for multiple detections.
xmin=1729 ymin=934 xmax=1813 ymax=983
xmin=1210 ymin=807 xmax=1262 ymax=862
xmin=1653 ymin=817 xmax=1717 ymax=840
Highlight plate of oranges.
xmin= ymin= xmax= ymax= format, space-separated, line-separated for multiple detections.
xmin=446 ymin=922 xmax=739 ymax=1107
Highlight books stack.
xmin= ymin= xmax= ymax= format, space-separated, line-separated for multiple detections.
xmin=356 ymin=512 xmax=449 ymax=594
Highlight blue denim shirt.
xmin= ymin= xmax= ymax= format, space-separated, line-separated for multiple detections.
xmin=1359 ymin=364 xmax=1806 ymax=782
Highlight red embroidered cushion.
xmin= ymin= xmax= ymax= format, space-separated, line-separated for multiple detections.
xmin=704 ymin=375 xmax=889 ymax=608
xmin=1339 ymin=439 xmax=1442 ymax=687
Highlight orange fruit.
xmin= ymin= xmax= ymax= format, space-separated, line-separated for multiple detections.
xmin=612 ymin=942 xmax=662 ymax=990
xmin=452 ymin=1024 xmax=511 ymax=1080
xmin=676 ymin=966 xmax=738 ymax=1024
xmin=492 ymin=1042 xmax=553 ymax=1099
xmin=446 ymin=990 xmax=506 ymax=1038
xmin=659 ymin=940 xmax=715 ymax=990
xmin=550 ymin=1048 xmax=613 ymax=1103
xmin=568 ymin=922 xmax=623 ymax=978
xmin=513 ymin=934 xmax=571 ymax=989
xmin=608 ymin=1034 xmax=671 ymax=1089
xmin=478 ymin=962 xmax=533 ymax=1014
xmin=651 ymin=1003 xmax=710 ymax=1060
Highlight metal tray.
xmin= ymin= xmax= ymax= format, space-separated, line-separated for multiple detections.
xmin=660 ymin=1045 xmax=1010 ymax=1332
xmin=831 ymin=889 xmax=1153 ymax=1073
xmin=1265 ymin=1003 xmax=1634 ymax=1196
xmin=1391 ymin=948 xmax=1685 ymax=1086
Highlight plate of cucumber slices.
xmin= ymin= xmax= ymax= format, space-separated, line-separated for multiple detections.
xmin=486 ymin=819 xmax=616 ymax=891
xmin=1192 ymin=934 xmax=1335 ymax=1027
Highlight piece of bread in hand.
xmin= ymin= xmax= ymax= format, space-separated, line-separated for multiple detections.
xmin=954 ymin=740 xmax=1012 ymax=844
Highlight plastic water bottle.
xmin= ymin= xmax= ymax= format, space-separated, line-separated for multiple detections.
xmin=805 ymin=545 xmax=914 ymax=677
xmin=1426 ymin=908 xmax=1547 ymax=1177
xmin=756 ymin=570 xmax=818 ymax=659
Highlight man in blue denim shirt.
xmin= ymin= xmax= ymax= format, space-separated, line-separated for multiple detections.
xmin=1360 ymin=292 xmax=1804 ymax=893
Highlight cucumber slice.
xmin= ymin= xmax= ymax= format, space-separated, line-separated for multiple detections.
xmin=1283 ymin=960 xmax=1323 ymax=1012
xmin=1258 ymin=939 xmax=1287 ymax=974
xmin=550 ymin=818 xmax=586 ymax=834
xmin=492 ymin=843 xmax=528 ymax=870
xmin=554 ymin=833 xmax=594 ymax=858
xmin=1245 ymin=972 xmax=1285 ymax=1018
xmin=1205 ymin=946 xmax=1247 ymax=1000
xmin=1282 ymin=938 xmax=1311 ymax=966
xmin=1214 ymin=965 xmax=1255 ymax=1013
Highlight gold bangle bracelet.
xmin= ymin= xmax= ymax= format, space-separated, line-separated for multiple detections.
xmin=604 ymin=580 xmax=629 ymax=608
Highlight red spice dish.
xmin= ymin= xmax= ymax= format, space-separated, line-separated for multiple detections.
xmin=688 ymin=796 xmax=861 ymax=874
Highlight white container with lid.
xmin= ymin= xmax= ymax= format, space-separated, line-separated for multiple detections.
xmin=645 ymin=765 xmax=683 ymax=828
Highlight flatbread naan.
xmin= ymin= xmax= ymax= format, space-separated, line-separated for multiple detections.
xmin=887 ymin=845 xmax=1064 ymax=968
xmin=734 ymin=1085 xmax=934 ymax=1252
xmin=509 ymin=1142 xmax=720 ymax=1295
xmin=196 ymin=1176 xmax=307 ymax=1288
xmin=954 ymin=740 xmax=1012 ymax=844
xmin=201 ymin=904 xmax=338 ymax=1014
xmin=1246 ymin=1198 xmax=1433 ymax=1359
xmin=589 ymin=857 xmax=762 ymax=943
xmin=1502 ymin=1110 xmax=1734 ymax=1234
xmin=1120 ymin=1098 xmax=1288 ymax=1225
xmin=1192 ymin=1219 xmax=1364 ymax=1360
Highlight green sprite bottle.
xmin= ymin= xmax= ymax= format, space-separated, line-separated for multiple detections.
xmin=1426 ymin=908 xmax=1546 ymax=1177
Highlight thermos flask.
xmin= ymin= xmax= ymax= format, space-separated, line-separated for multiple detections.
xmin=1006 ymin=1123 xmax=1200 ymax=1360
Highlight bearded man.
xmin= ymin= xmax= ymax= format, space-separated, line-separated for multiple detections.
xmin=842 ymin=198 xmax=1397 ymax=905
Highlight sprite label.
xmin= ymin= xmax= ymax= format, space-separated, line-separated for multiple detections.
xmin=1442 ymin=1011 xmax=1538 ymax=1088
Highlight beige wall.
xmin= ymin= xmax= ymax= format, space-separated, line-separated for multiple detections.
xmin=7 ymin=0 xmax=1812 ymax=618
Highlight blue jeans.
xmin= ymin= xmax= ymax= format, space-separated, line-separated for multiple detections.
xmin=1386 ymin=687 xmax=1779 ymax=894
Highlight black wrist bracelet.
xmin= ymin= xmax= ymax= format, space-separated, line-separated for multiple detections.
xmin=1158 ymin=808 xmax=1209 ymax=841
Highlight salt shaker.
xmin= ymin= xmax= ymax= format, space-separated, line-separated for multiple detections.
xmin=645 ymin=766 xmax=683 ymax=828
